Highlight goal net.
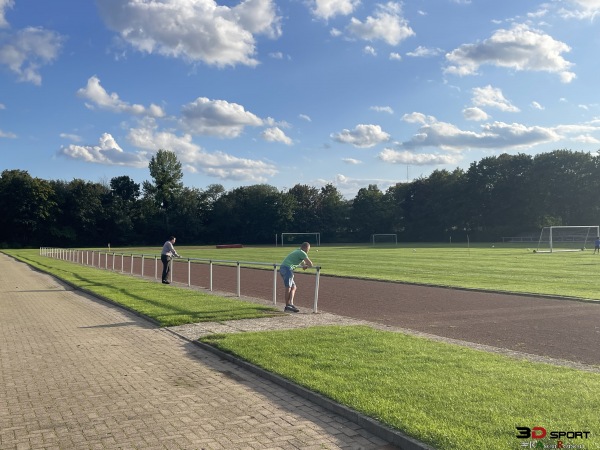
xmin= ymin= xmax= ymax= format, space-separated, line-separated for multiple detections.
xmin=371 ymin=234 xmax=397 ymax=246
xmin=535 ymin=226 xmax=599 ymax=253
xmin=280 ymin=232 xmax=321 ymax=246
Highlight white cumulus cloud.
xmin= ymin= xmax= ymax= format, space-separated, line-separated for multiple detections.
xmin=560 ymin=0 xmax=600 ymax=19
xmin=58 ymin=133 xmax=148 ymax=167
xmin=180 ymin=97 xmax=263 ymax=138
xmin=531 ymin=101 xmax=544 ymax=110
xmin=0 ymin=0 xmax=14 ymax=28
xmin=331 ymin=124 xmax=390 ymax=148
xmin=371 ymin=106 xmax=394 ymax=114
xmin=406 ymin=46 xmax=442 ymax=57
xmin=379 ymin=148 xmax=461 ymax=165
xmin=77 ymin=76 xmax=165 ymax=117
xmin=0 ymin=26 xmax=64 ymax=85
xmin=400 ymin=118 xmax=561 ymax=151
xmin=463 ymin=107 xmax=489 ymax=121
xmin=127 ymin=124 xmax=277 ymax=182
xmin=472 ymin=85 xmax=520 ymax=112
xmin=444 ymin=24 xmax=575 ymax=83
xmin=346 ymin=2 xmax=415 ymax=46
xmin=96 ymin=0 xmax=281 ymax=67
xmin=261 ymin=127 xmax=293 ymax=145
xmin=311 ymin=0 xmax=360 ymax=19
xmin=0 ymin=129 xmax=16 ymax=138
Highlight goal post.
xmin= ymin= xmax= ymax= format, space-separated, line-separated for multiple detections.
xmin=371 ymin=234 xmax=398 ymax=246
xmin=280 ymin=232 xmax=321 ymax=246
xmin=535 ymin=225 xmax=599 ymax=253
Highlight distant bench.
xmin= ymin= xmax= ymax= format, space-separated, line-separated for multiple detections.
xmin=216 ymin=244 xmax=244 ymax=249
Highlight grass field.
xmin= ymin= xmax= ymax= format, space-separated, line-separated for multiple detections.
xmin=202 ymin=326 xmax=599 ymax=449
xmin=5 ymin=247 xmax=600 ymax=449
xmin=104 ymin=242 xmax=600 ymax=300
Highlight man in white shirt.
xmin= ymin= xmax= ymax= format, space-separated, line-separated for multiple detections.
xmin=161 ymin=236 xmax=181 ymax=284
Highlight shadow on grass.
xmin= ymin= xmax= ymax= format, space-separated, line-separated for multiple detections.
xmin=62 ymin=267 xmax=278 ymax=326
xmin=10 ymin=254 xmax=279 ymax=326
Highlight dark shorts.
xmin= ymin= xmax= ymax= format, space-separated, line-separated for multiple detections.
xmin=279 ymin=265 xmax=295 ymax=288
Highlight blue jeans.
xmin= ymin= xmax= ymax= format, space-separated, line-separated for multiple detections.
xmin=279 ymin=265 xmax=295 ymax=288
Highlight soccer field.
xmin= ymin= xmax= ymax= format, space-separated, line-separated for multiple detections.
xmin=108 ymin=243 xmax=600 ymax=301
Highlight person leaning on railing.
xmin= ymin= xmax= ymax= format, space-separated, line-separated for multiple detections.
xmin=279 ymin=241 xmax=313 ymax=312
xmin=161 ymin=236 xmax=181 ymax=284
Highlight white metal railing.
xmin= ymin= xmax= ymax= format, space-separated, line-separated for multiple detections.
xmin=39 ymin=247 xmax=322 ymax=312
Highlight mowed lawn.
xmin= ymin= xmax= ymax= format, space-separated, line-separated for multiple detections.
xmin=110 ymin=242 xmax=600 ymax=300
xmin=7 ymin=246 xmax=600 ymax=449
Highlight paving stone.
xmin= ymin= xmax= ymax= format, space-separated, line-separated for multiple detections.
xmin=0 ymin=254 xmax=397 ymax=450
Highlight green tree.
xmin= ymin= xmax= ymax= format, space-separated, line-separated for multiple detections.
xmin=464 ymin=153 xmax=535 ymax=239
xmin=350 ymin=184 xmax=390 ymax=241
xmin=46 ymin=179 xmax=109 ymax=246
xmin=0 ymin=170 xmax=56 ymax=247
xmin=103 ymin=176 xmax=142 ymax=245
xmin=110 ymin=175 xmax=140 ymax=202
xmin=316 ymin=184 xmax=350 ymax=242
xmin=210 ymin=184 xmax=288 ymax=244
xmin=285 ymin=184 xmax=321 ymax=233
xmin=142 ymin=149 xmax=184 ymax=233
xmin=531 ymin=150 xmax=599 ymax=227
xmin=384 ymin=182 xmax=409 ymax=236
xmin=168 ymin=187 xmax=208 ymax=243
xmin=398 ymin=168 xmax=467 ymax=241
xmin=143 ymin=149 xmax=183 ymax=211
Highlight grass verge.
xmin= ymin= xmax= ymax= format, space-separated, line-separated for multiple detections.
xmin=4 ymin=249 xmax=278 ymax=326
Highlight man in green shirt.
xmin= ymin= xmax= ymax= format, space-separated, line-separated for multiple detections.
xmin=280 ymin=242 xmax=314 ymax=312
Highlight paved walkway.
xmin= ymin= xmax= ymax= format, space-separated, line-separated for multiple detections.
xmin=0 ymin=254 xmax=397 ymax=450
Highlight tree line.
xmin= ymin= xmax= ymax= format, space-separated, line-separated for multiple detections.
xmin=1 ymin=148 xmax=599 ymax=248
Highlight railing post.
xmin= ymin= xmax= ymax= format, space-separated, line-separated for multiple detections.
xmin=121 ymin=254 xmax=124 ymax=273
xmin=112 ymin=253 xmax=115 ymax=271
xmin=236 ymin=262 xmax=241 ymax=297
xmin=313 ymin=267 xmax=321 ymax=313
xmin=154 ymin=256 xmax=157 ymax=280
xmin=188 ymin=259 xmax=191 ymax=287
xmin=170 ymin=257 xmax=173 ymax=283
xmin=130 ymin=254 xmax=134 ymax=275
xmin=209 ymin=261 xmax=213 ymax=291
xmin=141 ymin=255 xmax=145 ymax=277
xmin=272 ymin=264 xmax=278 ymax=305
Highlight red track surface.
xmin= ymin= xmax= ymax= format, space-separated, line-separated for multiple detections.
xmin=116 ymin=256 xmax=600 ymax=366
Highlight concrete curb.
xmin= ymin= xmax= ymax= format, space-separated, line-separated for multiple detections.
xmin=166 ymin=327 xmax=435 ymax=450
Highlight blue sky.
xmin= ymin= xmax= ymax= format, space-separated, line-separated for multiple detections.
xmin=1 ymin=0 xmax=600 ymax=197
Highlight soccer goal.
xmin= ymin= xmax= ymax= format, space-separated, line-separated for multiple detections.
xmin=371 ymin=234 xmax=397 ymax=246
xmin=535 ymin=226 xmax=599 ymax=253
xmin=280 ymin=232 xmax=321 ymax=246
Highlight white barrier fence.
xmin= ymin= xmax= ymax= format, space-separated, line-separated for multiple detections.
xmin=39 ymin=247 xmax=322 ymax=313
